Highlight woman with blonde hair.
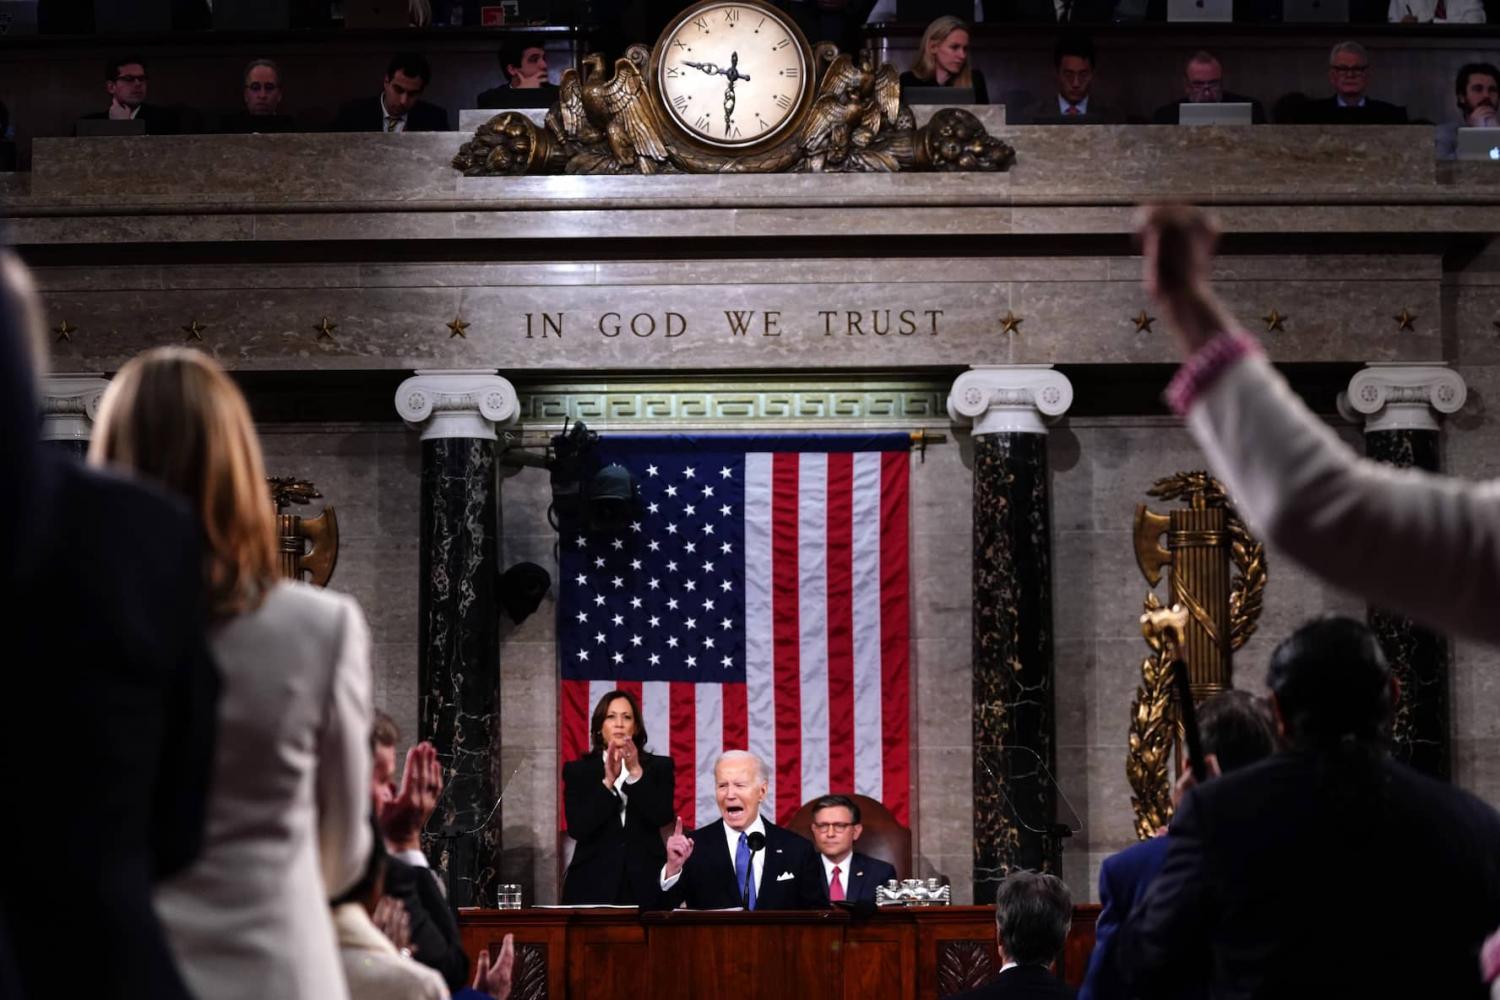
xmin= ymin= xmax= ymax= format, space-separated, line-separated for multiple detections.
xmin=91 ymin=347 xmax=373 ymax=1000
xmin=901 ymin=15 xmax=989 ymax=104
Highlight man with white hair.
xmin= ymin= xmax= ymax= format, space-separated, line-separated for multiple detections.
xmin=658 ymin=750 xmax=825 ymax=910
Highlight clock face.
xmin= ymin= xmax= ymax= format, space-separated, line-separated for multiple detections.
xmin=656 ymin=1 xmax=810 ymax=149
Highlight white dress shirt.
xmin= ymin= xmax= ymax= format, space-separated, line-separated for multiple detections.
xmin=379 ymin=95 xmax=407 ymax=132
xmin=1057 ymin=95 xmax=1091 ymax=115
xmin=1388 ymin=0 xmax=1484 ymax=21
xmin=660 ymin=813 xmax=767 ymax=898
xmin=603 ymin=750 xmax=643 ymax=826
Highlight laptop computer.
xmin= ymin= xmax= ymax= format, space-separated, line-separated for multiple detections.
xmin=74 ymin=118 xmax=147 ymax=137
xmin=903 ymin=86 xmax=977 ymax=105
xmin=1167 ymin=0 xmax=1232 ymax=20
xmin=343 ymin=0 xmax=407 ymax=28
xmin=1179 ymin=102 xmax=1254 ymax=125
xmin=1282 ymin=0 xmax=1349 ymax=20
xmin=1457 ymin=127 xmax=1500 ymax=162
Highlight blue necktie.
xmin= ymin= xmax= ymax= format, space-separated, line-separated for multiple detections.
xmin=735 ymin=831 xmax=757 ymax=910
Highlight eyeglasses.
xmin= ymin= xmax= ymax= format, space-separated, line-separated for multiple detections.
xmin=1186 ymin=79 xmax=1223 ymax=91
xmin=811 ymin=822 xmax=854 ymax=833
xmin=246 ymin=82 xmax=279 ymax=92
xmin=1330 ymin=64 xmax=1369 ymax=75
xmin=114 ymin=74 xmax=147 ymax=84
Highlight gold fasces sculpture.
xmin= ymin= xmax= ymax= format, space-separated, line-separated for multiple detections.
xmin=452 ymin=1 xmax=1015 ymax=176
xmin=268 ymin=476 xmax=339 ymax=587
xmin=1126 ymin=471 xmax=1266 ymax=839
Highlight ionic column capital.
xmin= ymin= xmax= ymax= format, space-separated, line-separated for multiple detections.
xmin=41 ymin=373 xmax=110 ymax=443
xmin=1337 ymin=363 xmax=1466 ymax=433
xmin=395 ymin=369 xmax=519 ymax=441
xmin=947 ymin=365 xmax=1074 ymax=436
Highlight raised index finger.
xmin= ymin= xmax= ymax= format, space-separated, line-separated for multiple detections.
xmin=673 ymin=816 xmax=684 ymax=837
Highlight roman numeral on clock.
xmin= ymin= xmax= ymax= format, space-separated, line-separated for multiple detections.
xmin=672 ymin=94 xmax=690 ymax=112
xmin=723 ymin=8 xmax=739 ymax=23
xmin=774 ymin=94 xmax=792 ymax=110
xmin=666 ymin=66 xmax=683 ymax=77
xmin=694 ymin=113 xmax=712 ymax=131
xmin=692 ymin=16 xmax=709 ymax=30
xmin=772 ymin=37 xmax=790 ymax=49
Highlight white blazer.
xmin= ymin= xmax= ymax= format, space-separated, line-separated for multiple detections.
xmin=155 ymin=581 xmax=374 ymax=1000
xmin=1187 ymin=352 xmax=1500 ymax=644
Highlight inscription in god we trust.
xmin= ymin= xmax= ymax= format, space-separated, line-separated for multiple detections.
xmin=522 ymin=309 xmax=946 ymax=340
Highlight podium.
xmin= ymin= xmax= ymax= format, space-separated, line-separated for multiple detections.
xmin=458 ymin=905 xmax=1100 ymax=999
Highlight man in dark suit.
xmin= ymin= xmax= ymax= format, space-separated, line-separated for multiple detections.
xmin=1151 ymin=51 xmax=1267 ymax=124
xmin=1119 ymin=616 xmax=1500 ymax=999
xmin=946 ymin=872 xmax=1076 ymax=999
xmin=0 ymin=250 xmax=219 ymax=1000
xmin=1079 ymin=690 xmax=1276 ymax=1000
xmin=476 ymin=34 xmax=561 ymax=111
xmin=658 ymin=750 xmax=826 ymax=909
xmin=806 ymin=794 xmax=898 ymax=905
xmin=371 ymin=711 xmax=469 ymax=990
xmin=1019 ymin=35 xmax=1125 ymax=124
xmin=333 ymin=52 xmax=450 ymax=133
xmin=1012 ymin=0 xmax=1116 ymax=23
xmin=1285 ymin=40 xmax=1407 ymax=124
xmin=78 ymin=56 xmax=187 ymax=134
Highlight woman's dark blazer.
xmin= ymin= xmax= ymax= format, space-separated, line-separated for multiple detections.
xmin=898 ymin=68 xmax=989 ymax=105
xmin=561 ymin=750 xmax=675 ymax=905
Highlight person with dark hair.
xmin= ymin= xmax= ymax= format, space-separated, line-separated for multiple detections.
xmin=1286 ymin=41 xmax=1407 ymax=124
xmin=947 ymin=871 xmax=1076 ymax=999
xmin=1436 ymin=62 xmax=1500 ymax=159
xmin=0 ymin=251 xmax=218 ymax=1000
xmin=476 ymin=35 xmax=560 ymax=109
xmin=1079 ymin=690 xmax=1276 ymax=1000
xmin=78 ymin=56 xmax=186 ymax=134
xmin=333 ymin=52 xmax=449 ymax=132
xmin=561 ymin=689 xmax=675 ymax=904
xmin=1151 ymin=51 xmax=1266 ymax=125
xmin=1020 ymin=34 xmax=1122 ymax=124
xmin=369 ymin=712 xmax=470 ymax=991
xmin=215 ymin=58 xmax=298 ymax=134
xmin=1119 ymin=616 xmax=1500 ymax=998
xmin=806 ymin=794 xmax=897 ymax=904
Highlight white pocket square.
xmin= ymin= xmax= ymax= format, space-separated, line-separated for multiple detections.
xmin=776 ymin=871 xmax=795 ymax=881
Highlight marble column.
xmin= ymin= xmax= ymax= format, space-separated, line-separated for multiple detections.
xmin=948 ymin=365 xmax=1073 ymax=903
xmin=396 ymin=370 xmax=519 ymax=907
xmin=1339 ymin=363 xmax=1466 ymax=780
xmin=40 ymin=374 xmax=109 ymax=458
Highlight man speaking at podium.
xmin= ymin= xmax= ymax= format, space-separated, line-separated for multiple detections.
xmin=657 ymin=751 xmax=825 ymax=909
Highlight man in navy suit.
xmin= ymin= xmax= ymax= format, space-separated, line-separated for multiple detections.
xmin=333 ymin=52 xmax=450 ymax=133
xmin=658 ymin=751 xmax=825 ymax=909
xmin=1078 ymin=690 xmax=1276 ymax=1000
xmin=945 ymin=872 xmax=1076 ymax=999
xmin=806 ymin=794 xmax=898 ymax=905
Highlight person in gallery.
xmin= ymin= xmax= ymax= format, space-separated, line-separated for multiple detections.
xmin=945 ymin=871 xmax=1077 ymax=999
xmin=900 ymin=16 xmax=990 ymax=105
xmin=806 ymin=794 xmax=898 ymax=905
xmin=561 ymin=689 xmax=676 ymax=904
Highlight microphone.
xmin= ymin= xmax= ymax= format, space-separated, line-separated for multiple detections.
xmin=742 ymin=831 xmax=766 ymax=906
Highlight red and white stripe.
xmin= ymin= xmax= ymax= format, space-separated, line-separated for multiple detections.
xmin=561 ymin=449 xmax=910 ymax=830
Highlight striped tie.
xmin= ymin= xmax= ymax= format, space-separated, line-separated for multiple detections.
xmin=385 ymin=116 xmax=400 ymax=132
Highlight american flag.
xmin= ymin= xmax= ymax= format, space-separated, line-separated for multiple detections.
xmin=558 ymin=433 xmax=912 ymax=829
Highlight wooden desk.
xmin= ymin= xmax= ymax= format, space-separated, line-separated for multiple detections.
xmin=458 ymin=904 xmax=1100 ymax=1000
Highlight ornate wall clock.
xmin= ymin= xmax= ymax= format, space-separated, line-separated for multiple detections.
xmin=652 ymin=0 xmax=817 ymax=151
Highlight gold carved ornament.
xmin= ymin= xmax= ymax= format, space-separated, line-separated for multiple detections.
xmin=268 ymin=477 xmax=339 ymax=587
xmin=452 ymin=0 xmax=1014 ymax=176
xmin=1126 ymin=471 xmax=1266 ymax=839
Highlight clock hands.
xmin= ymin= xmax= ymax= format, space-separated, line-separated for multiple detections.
xmin=681 ymin=52 xmax=750 ymax=137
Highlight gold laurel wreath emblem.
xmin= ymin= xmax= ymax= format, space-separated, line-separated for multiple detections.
xmin=1126 ymin=472 xmax=1266 ymax=839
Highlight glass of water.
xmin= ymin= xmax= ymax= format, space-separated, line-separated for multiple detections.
xmin=496 ymin=884 xmax=522 ymax=909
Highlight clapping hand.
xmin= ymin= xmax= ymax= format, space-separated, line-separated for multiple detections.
xmin=379 ymin=741 xmax=443 ymax=853
xmin=603 ymin=742 xmax=622 ymax=787
xmin=665 ymin=816 xmax=694 ymax=876
xmin=372 ymin=895 xmax=413 ymax=957
xmin=1136 ymin=203 xmax=1234 ymax=356
xmin=474 ymin=932 xmax=515 ymax=1000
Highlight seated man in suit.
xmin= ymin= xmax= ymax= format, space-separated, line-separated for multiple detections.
xmin=1151 ymin=51 xmax=1266 ymax=124
xmin=370 ymin=710 xmax=469 ymax=990
xmin=946 ymin=871 xmax=1076 ymax=999
xmin=1020 ymin=34 xmax=1124 ymax=124
xmin=1078 ymin=690 xmax=1276 ymax=1000
xmin=215 ymin=59 xmax=297 ymax=134
xmin=334 ymin=52 xmax=450 ymax=132
xmin=79 ymin=55 xmax=186 ymax=134
xmin=1285 ymin=41 xmax=1407 ymax=124
xmin=1120 ymin=616 xmax=1500 ymax=998
xmin=659 ymin=750 xmax=825 ymax=909
xmin=476 ymin=35 xmax=560 ymax=110
xmin=807 ymin=794 xmax=897 ymax=905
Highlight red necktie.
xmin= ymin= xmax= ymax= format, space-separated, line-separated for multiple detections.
xmin=1065 ymin=105 xmax=1081 ymax=116
xmin=829 ymin=866 xmax=845 ymax=901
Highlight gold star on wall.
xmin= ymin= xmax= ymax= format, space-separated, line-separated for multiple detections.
xmin=314 ymin=316 xmax=338 ymax=342
xmin=1261 ymin=309 xmax=1287 ymax=333
xmin=446 ymin=316 xmax=470 ymax=339
xmin=182 ymin=319 xmax=208 ymax=342
xmin=53 ymin=320 xmax=76 ymax=343
xmin=999 ymin=311 xmax=1023 ymax=335
xmin=1394 ymin=308 xmax=1418 ymax=332
xmin=1131 ymin=310 xmax=1155 ymax=333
